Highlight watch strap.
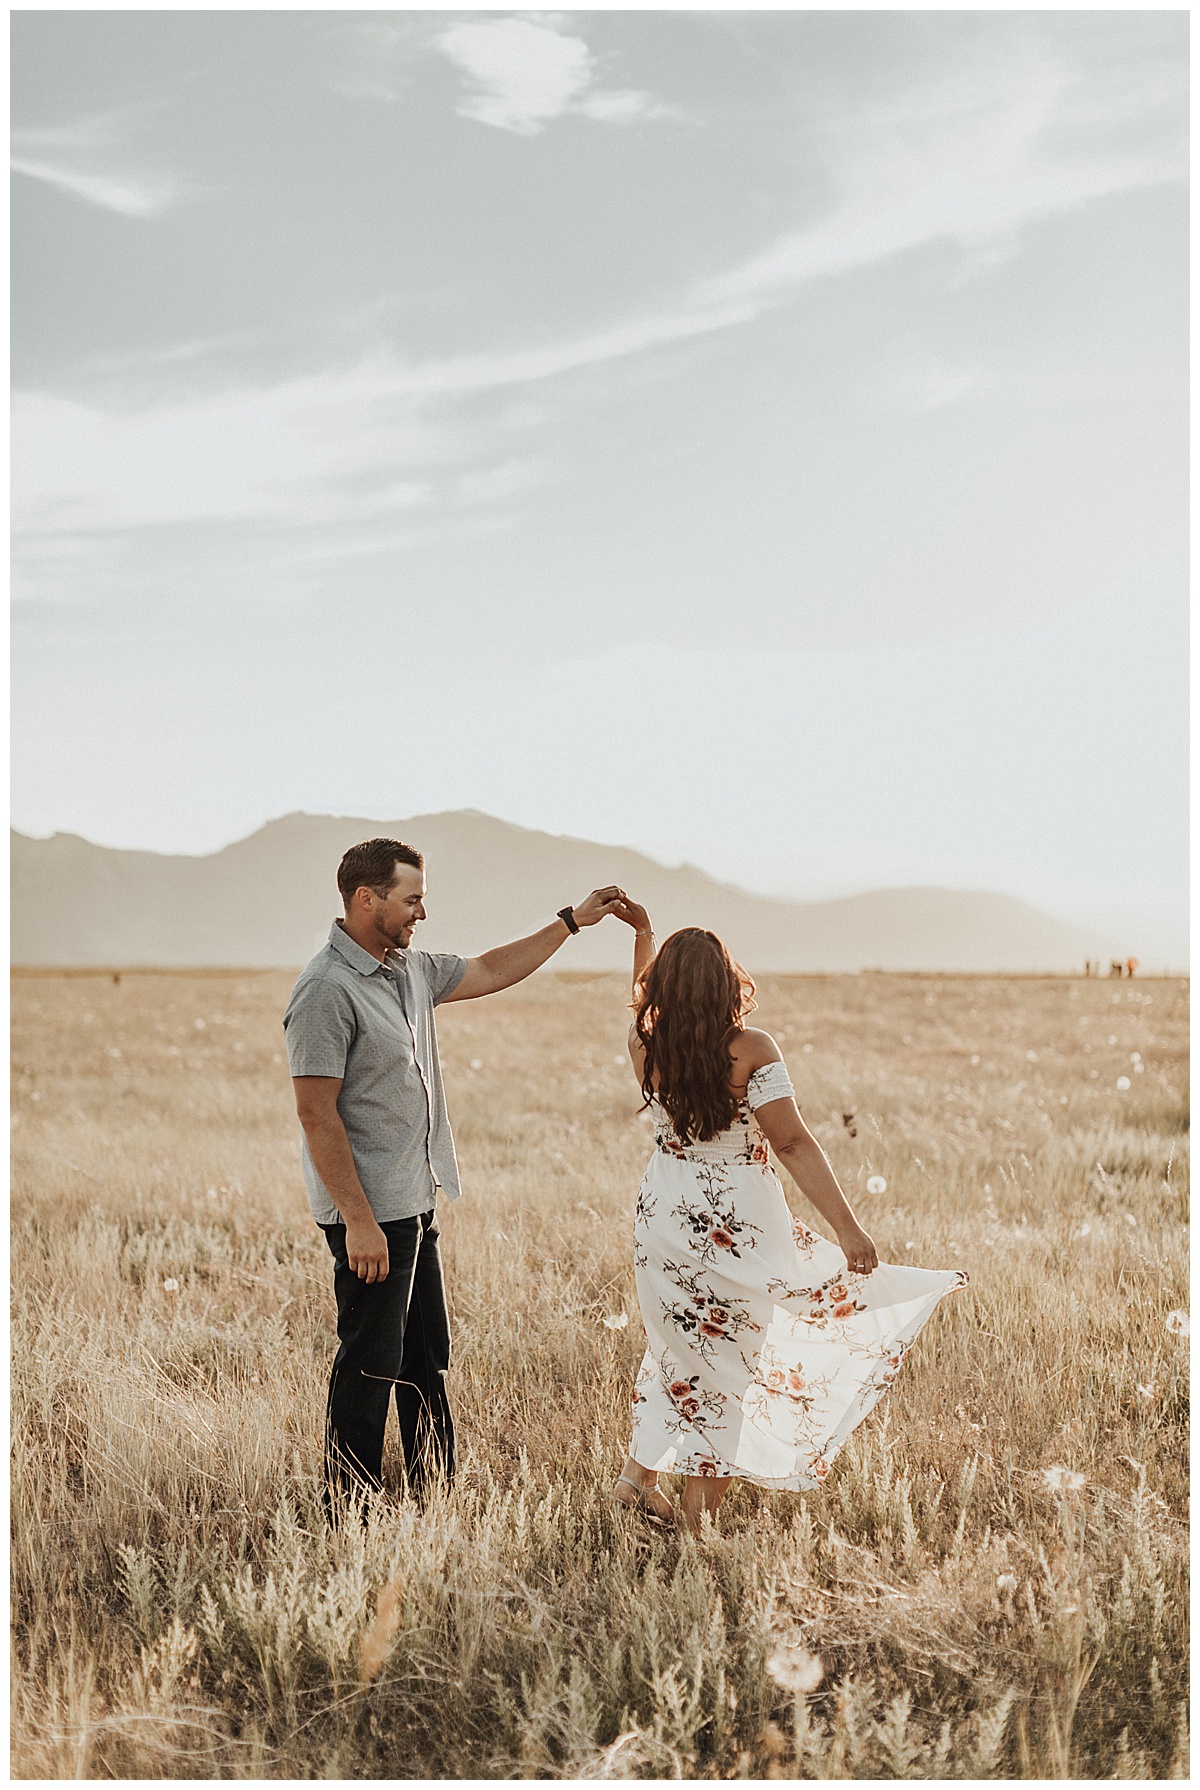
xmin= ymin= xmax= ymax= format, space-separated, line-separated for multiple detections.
xmin=557 ymin=906 xmax=580 ymax=935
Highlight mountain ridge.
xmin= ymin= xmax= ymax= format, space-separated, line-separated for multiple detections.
xmin=12 ymin=810 xmax=1124 ymax=972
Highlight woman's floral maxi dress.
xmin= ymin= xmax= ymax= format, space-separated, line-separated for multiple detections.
xmin=628 ymin=1061 xmax=967 ymax=1488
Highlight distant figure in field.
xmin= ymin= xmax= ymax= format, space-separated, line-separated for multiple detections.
xmin=283 ymin=837 xmax=625 ymax=1518
xmin=1126 ymin=957 xmax=1139 ymax=979
xmin=1110 ymin=960 xmax=1124 ymax=979
xmin=605 ymin=903 xmax=967 ymax=1536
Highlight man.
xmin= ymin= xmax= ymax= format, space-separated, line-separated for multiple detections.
xmin=283 ymin=836 xmax=625 ymax=1516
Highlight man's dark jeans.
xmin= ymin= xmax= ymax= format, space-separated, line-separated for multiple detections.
xmin=320 ymin=1211 xmax=454 ymax=1516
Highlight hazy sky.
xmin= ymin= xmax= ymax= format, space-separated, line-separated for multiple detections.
xmin=11 ymin=10 xmax=1188 ymax=916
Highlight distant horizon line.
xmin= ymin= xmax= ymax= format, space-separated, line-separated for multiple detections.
xmin=10 ymin=965 xmax=1189 ymax=983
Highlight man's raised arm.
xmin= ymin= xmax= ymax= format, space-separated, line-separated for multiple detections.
xmin=442 ymin=886 xmax=625 ymax=1001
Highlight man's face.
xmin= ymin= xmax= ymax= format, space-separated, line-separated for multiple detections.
xmin=368 ymin=863 xmax=427 ymax=950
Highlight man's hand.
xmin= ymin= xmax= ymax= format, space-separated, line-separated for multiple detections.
xmin=570 ymin=885 xmax=626 ymax=928
xmin=346 ymin=1214 xmax=390 ymax=1283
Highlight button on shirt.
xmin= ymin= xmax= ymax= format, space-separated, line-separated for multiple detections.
xmin=283 ymin=921 xmax=467 ymax=1225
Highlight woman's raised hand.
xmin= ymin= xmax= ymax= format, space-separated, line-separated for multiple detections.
xmin=569 ymin=886 xmax=628 ymax=927
xmin=613 ymin=895 xmax=653 ymax=935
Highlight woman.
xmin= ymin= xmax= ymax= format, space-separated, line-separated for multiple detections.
xmin=609 ymin=907 xmax=966 ymax=1535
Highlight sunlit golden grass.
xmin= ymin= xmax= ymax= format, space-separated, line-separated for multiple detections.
xmin=10 ymin=967 xmax=1189 ymax=1778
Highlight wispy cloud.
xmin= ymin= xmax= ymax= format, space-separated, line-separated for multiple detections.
xmin=697 ymin=51 xmax=1185 ymax=310
xmin=436 ymin=17 xmax=676 ymax=135
xmin=12 ymin=37 xmax=1184 ymax=571
xmin=326 ymin=45 xmax=1185 ymax=396
xmin=13 ymin=370 xmax=445 ymax=532
xmin=10 ymin=299 xmax=755 ymax=551
xmin=12 ymin=104 xmax=143 ymax=153
xmin=11 ymin=103 xmax=193 ymax=218
xmin=372 ymin=41 xmax=1183 ymax=398
xmin=10 ymin=158 xmax=185 ymax=218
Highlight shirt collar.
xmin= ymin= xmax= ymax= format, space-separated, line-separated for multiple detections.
xmin=327 ymin=919 xmax=405 ymax=977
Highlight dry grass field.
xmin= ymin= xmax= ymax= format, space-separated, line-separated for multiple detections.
xmin=10 ymin=967 xmax=1189 ymax=1779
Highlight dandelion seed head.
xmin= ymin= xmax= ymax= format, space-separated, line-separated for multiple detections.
xmin=766 ymin=1644 xmax=824 ymax=1694
xmin=1042 ymin=1464 xmax=1085 ymax=1493
xmin=603 ymin=1312 xmax=629 ymax=1330
xmin=866 ymin=1174 xmax=888 ymax=1195
xmin=1116 ymin=1076 xmax=1131 ymax=1091
xmin=163 ymin=1278 xmax=180 ymax=1293
xmin=996 ymin=1573 xmax=1018 ymax=1594
xmin=1165 ymin=1310 xmax=1189 ymax=1337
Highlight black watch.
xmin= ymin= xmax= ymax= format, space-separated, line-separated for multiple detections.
xmin=557 ymin=906 xmax=580 ymax=935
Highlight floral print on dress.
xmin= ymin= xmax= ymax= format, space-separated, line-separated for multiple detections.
xmin=627 ymin=1067 xmax=967 ymax=1491
xmin=670 ymin=1160 xmax=762 ymax=1263
xmin=743 ymin=1343 xmax=831 ymax=1428
xmin=658 ymin=1260 xmax=761 ymax=1365
xmin=766 ymin=1270 xmax=872 ymax=1330
xmin=791 ymin=1216 xmax=818 ymax=1257
xmin=657 ymin=1360 xmax=728 ymax=1437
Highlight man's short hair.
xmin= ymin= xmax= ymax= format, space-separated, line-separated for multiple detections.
xmin=337 ymin=838 xmax=424 ymax=904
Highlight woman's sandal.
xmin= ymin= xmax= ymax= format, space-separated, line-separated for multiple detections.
xmin=612 ymin=1474 xmax=675 ymax=1530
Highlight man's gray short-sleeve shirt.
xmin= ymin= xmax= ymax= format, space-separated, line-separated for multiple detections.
xmin=283 ymin=921 xmax=467 ymax=1225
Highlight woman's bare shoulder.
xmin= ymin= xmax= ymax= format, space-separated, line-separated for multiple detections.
xmin=729 ymin=1027 xmax=784 ymax=1072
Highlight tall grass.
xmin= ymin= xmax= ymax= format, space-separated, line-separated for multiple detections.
xmin=11 ymin=969 xmax=1188 ymax=1777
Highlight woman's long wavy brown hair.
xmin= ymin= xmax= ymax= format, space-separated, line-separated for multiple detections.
xmin=633 ymin=929 xmax=757 ymax=1144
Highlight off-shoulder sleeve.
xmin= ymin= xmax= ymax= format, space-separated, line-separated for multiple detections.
xmin=746 ymin=1060 xmax=796 ymax=1110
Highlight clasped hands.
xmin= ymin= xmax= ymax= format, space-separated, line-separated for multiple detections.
xmin=570 ymin=886 xmax=652 ymax=934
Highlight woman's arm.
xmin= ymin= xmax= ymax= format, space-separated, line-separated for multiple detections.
xmin=752 ymin=1080 xmax=879 ymax=1275
xmin=613 ymin=896 xmax=655 ymax=998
